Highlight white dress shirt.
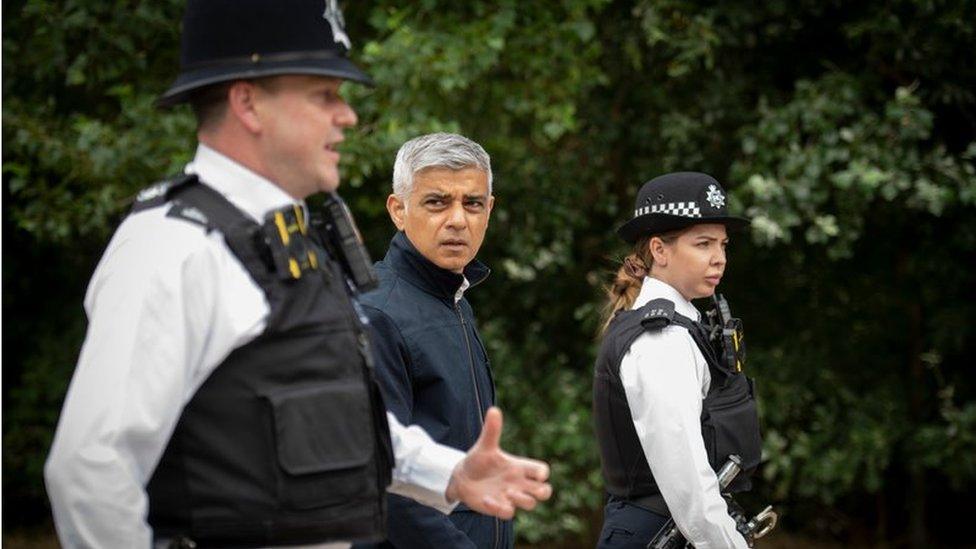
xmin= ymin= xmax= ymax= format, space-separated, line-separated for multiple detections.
xmin=44 ymin=143 xmax=464 ymax=549
xmin=619 ymin=277 xmax=748 ymax=549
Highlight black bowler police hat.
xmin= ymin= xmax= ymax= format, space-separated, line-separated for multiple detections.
xmin=157 ymin=0 xmax=372 ymax=107
xmin=617 ymin=172 xmax=750 ymax=243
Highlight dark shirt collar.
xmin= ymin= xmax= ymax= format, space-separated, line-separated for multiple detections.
xmin=384 ymin=231 xmax=490 ymax=302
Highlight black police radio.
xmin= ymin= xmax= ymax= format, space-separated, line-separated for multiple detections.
xmin=311 ymin=193 xmax=379 ymax=294
xmin=705 ymin=293 xmax=747 ymax=373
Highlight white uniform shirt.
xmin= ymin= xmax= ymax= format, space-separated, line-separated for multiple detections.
xmin=44 ymin=143 xmax=464 ymax=549
xmin=620 ymin=277 xmax=748 ymax=549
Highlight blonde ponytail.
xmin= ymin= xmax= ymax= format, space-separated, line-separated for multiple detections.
xmin=601 ymin=237 xmax=653 ymax=333
xmin=600 ymin=230 xmax=683 ymax=333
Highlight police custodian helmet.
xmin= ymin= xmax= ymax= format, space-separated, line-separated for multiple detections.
xmin=157 ymin=0 xmax=371 ymax=107
xmin=617 ymin=172 xmax=750 ymax=243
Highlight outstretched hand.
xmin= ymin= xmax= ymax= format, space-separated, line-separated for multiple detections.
xmin=445 ymin=407 xmax=553 ymax=520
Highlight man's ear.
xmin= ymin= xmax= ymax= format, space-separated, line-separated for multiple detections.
xmin=387 ymin=194 xmax=407 ymax=230
xmin=486 ymin=195 xmax=495 ymax=220
xmin=227 ymin=81 xmax=263 ymax=134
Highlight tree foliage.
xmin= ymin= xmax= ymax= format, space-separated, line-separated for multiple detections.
xmin=4 ymin=0 xmax=975 ymax=545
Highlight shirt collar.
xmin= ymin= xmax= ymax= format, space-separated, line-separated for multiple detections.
xmin=184 ymin=143 xmax=302 ymax=223
xmin=455 ymin=277 xmax=470 ymax=304
xmin=632 ymin=276 xmax=701 ymax=321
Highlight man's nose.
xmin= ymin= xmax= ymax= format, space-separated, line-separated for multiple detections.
xmin=336 ymin=100 xmax=358 ymax=128
xmin=445 ymin=202 xmax=467 ymax=229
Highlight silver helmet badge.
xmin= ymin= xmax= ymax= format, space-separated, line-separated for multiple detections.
xmin=323 ymin=0 xmax=352 ymax=50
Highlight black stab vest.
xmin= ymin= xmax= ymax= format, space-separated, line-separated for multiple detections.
xmin=593 ymin=297 xmax=762 ymax=506
xmin=137 ymin=176 xmax=394 ymax=547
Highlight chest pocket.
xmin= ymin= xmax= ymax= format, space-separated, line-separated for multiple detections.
xmin=701 ymin=372 xmax=762 ymax=493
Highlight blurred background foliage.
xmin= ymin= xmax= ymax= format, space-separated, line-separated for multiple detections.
xmin=3 ymin=0 xmax=975 ymax=546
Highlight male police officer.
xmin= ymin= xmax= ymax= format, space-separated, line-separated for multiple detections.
xmin=43 ymin=1 xmax=551 ymax=547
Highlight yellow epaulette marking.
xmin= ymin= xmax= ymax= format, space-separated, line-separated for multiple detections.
xmin=294 ymin=205 xmax=307 ymax=235
xmin=733 ymin=331 xmax=742 ymax=372
xmin=274 ymin=211 xmax=290 ymax=245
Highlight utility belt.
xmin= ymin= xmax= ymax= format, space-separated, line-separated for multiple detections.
xmin=615 ymin=493 xmax=670 ymax=518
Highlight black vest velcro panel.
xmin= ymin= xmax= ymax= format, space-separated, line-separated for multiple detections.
xmin=143 ymin=178 xmax=394 ymax=546
xmin=593 ymin=298 xmax=762 ymax=503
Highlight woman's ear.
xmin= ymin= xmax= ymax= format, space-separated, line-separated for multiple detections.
xmin=649 ymin=236 xmax=668 ymax=268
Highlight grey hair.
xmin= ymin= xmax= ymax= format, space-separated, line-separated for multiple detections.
xmin=392 ymin=132 xmax=493 ymax=199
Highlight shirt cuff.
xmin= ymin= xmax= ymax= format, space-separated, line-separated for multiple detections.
xmin=386 ymin=413 xmax=466 ymax=514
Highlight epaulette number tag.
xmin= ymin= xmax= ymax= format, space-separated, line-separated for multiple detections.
xmin=640 ymin=299 xmax=676 ymax=330
xmin=166 ymin=202 xmax=211 ymax=229
xmin=136 ymin=182 xmax=170 ymax=202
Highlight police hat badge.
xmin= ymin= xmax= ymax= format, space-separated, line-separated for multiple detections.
xmin=158 ymin=0 xmax=372 ymax=107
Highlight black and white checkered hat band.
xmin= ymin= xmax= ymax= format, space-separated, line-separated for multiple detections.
xmin=634 ymin=201 xmax=701 ymax=219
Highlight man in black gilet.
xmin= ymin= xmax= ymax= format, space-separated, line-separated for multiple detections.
xmin=43 ymin=2 xmax=551 ymax=547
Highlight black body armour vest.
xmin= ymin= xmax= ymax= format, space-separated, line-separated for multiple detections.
xmin=593 ymin=298 xmax=762 ymax=507
xmin=135 ymin=176 xmax=394 ymax=546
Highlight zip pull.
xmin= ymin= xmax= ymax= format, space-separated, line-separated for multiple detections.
xmin=357 ymin=331 xmax=375 ymax=370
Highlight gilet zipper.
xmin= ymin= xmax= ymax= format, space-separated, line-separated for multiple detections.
xmin=454 ymin=303 xmax=500 ymax=548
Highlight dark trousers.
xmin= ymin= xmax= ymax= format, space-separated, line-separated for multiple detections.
xmin=596 ymin=497 xmax=670 ymax=549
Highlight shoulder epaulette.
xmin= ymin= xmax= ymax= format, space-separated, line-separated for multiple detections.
xmin=130 ymin=173 xmax=199 ymax=214
xmin=639 ymin=298 xmax=676 ymax=331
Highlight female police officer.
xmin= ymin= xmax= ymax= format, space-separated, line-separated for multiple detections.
xmin=592 ymin=172 xmax=762 ymax=548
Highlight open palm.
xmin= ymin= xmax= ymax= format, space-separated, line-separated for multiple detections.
xmin=446 ymin=407 xmax=553 ymax=519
